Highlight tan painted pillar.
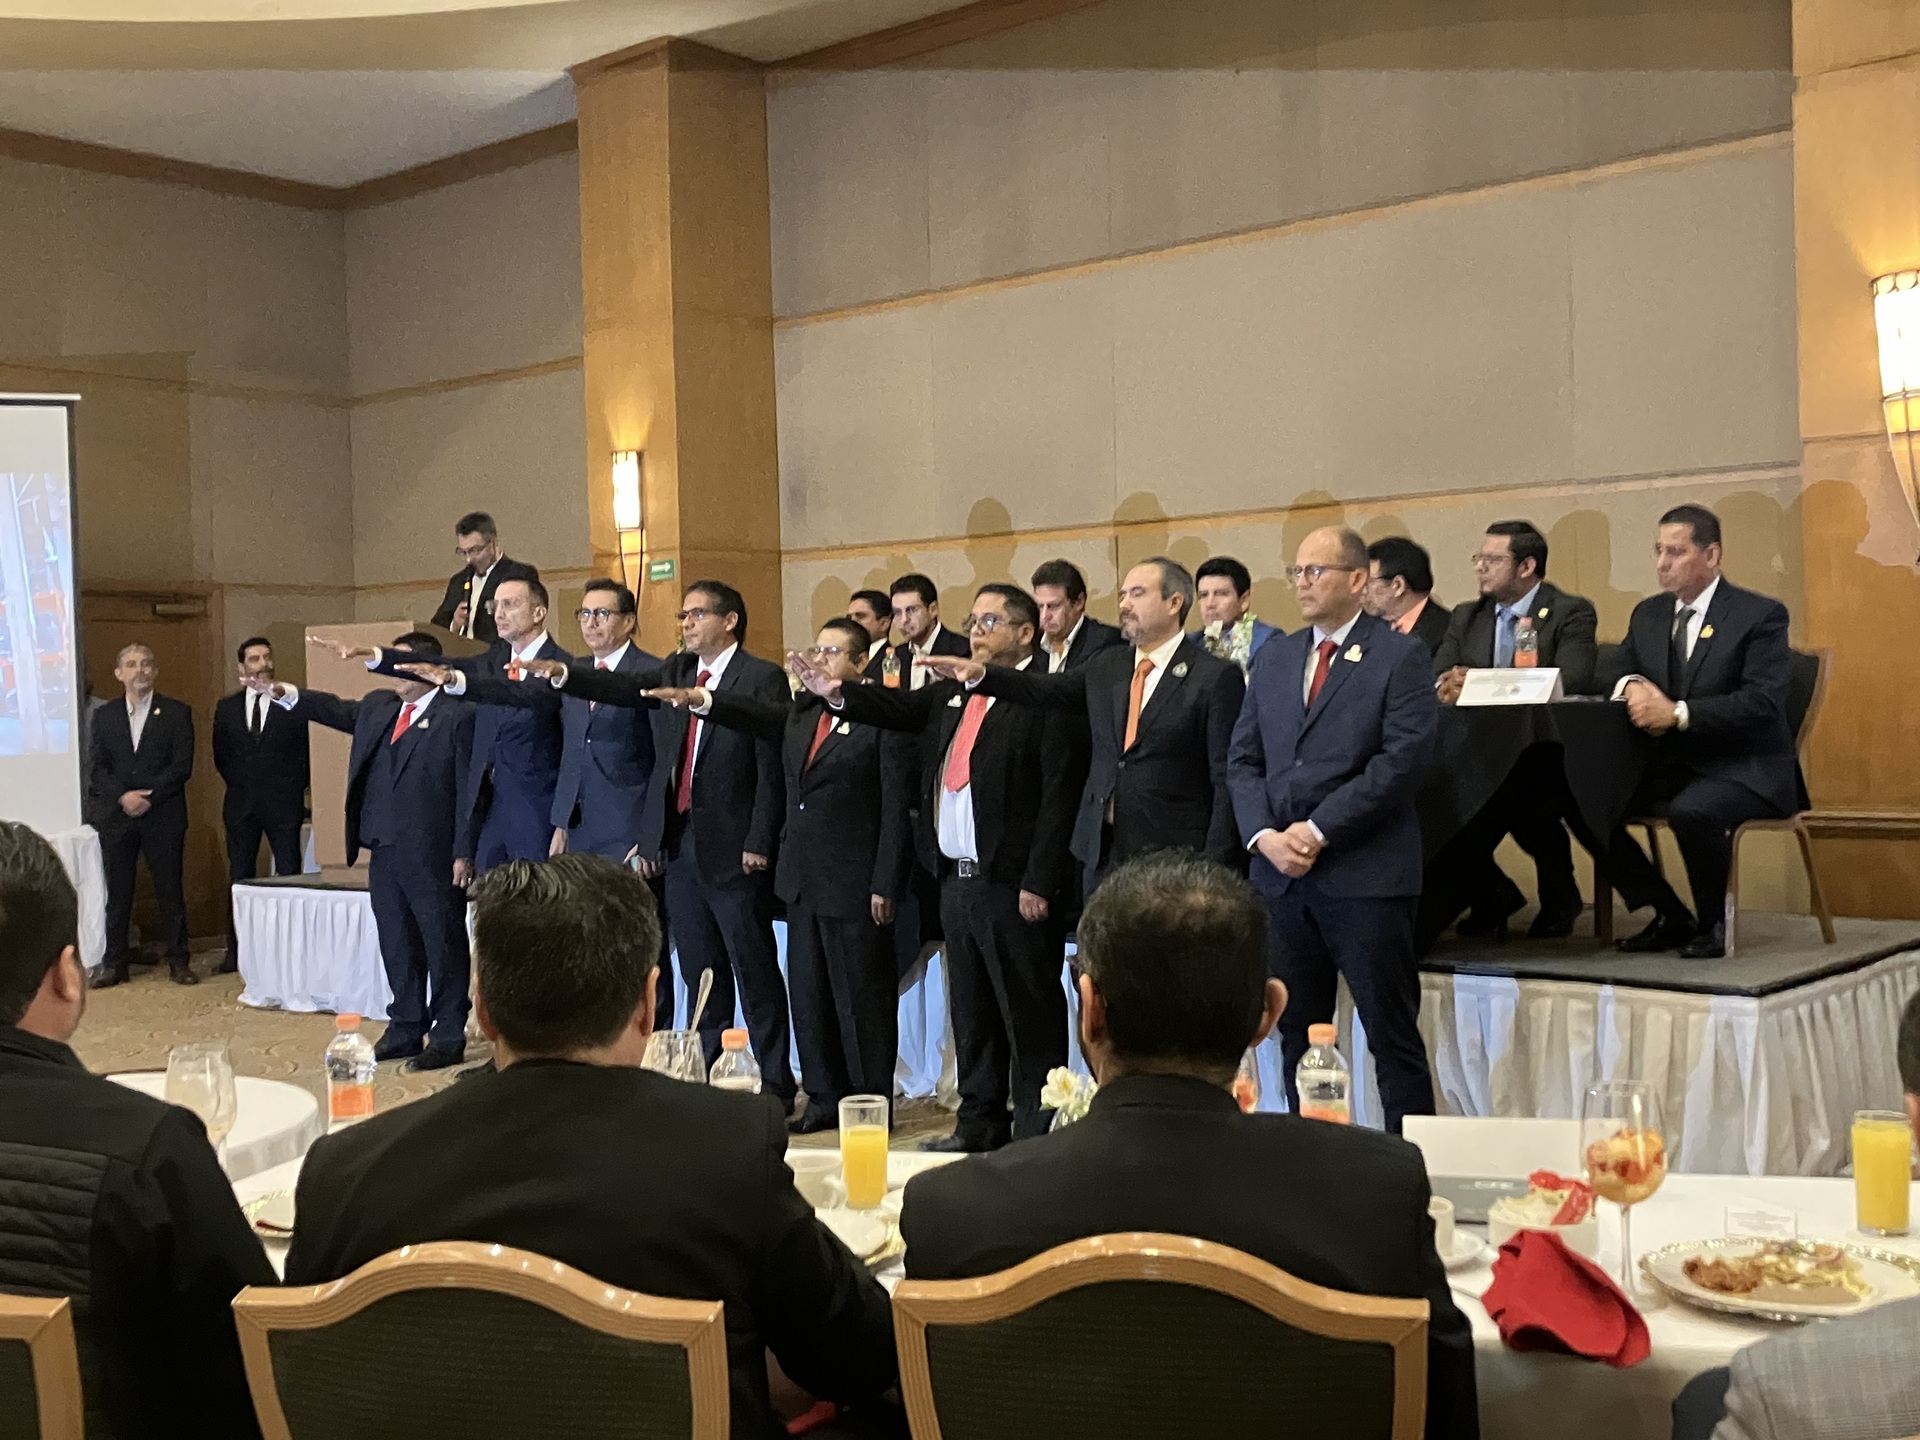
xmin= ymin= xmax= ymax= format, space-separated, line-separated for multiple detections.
xmin=1794 ymin=1 xmax=1920 ymax=915
xmin=573 ymin=39 xmax=782 ymax=659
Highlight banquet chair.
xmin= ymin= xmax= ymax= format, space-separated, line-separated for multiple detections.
xmin=0 ymin=1294 xmax=84 ymax=1440
xmin=892 ymin=1233 xmax=1428 ymax=1440
xmin=1592 ymin=646 xmax=1834 ymax=957
xmin=232 ymin=1242 xmax=727 ymax=1440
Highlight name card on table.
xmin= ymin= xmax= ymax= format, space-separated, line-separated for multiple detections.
xmin=1456 ymin=667 xmax=1565 ymax=707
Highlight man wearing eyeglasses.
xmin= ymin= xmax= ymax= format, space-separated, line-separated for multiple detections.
xmin=429 ymin=511 xmax=540 ymax=644
xmin=1228 ymin=527 xmax=1439 ymax=1133
xmin=1422 ymin=521 xmax=1599 ymax=948
xmin=790 ymin=585 xmax=1087 ymax=1152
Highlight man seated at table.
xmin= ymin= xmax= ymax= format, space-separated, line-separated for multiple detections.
xmin=0 ymin=820 xmax=273 ymax=1440
xmin=284 ymin=852 xmax=899 ymax=1439
xmin=899 ymin=851 xmax=1477 ymax=1440
xmin=1601 ymin=505 xmax=1805 ymax=960
xmin=1671 ymin=988 xmax=1920 ymax=1440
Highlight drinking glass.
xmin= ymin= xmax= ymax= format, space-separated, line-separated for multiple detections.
xmin=641 ymin=1030 xmax=706 ymax=1083
xmin=839 ymin=1095 xmax=890 ymax=1210
xmin=1853 ymin=1110 xmax=1913 ymax=1236
xmin=1582 ymin=1081 xmax=1666 ymax=1290
xmin=165 ymin=1042 xmax=238 ymax=1158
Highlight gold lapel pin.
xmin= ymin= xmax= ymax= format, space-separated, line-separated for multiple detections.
xmin=1701 ymin=624 xmax=1714 ymax=639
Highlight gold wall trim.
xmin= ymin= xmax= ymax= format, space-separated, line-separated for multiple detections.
xmin=0 ymin=356 xmax=582 ymax=410
xmin=771 ymin=0 xmax=1109 ymax=76
xmin=334 ymin=123 xmax=578 ymax=210
xmin=347 ymin=356 xmax=584 ymax=409
xmin=780 ymin=458 xmax=1802 ymax=563
xmin=775 ymin=128 xmax=1795 ymax=330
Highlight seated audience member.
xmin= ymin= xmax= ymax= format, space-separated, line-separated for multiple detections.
xmin=1672 ymin=989 xmax=1920 ymax=1440
xmin=0 ymin=821 xmax=272 ymax=1440
xmin=899 ymin=852 xmax=1476 ymax=1440
xmin=285 ymin=853 xmax=898 ymax=1439
xmin=1364 ymin=536 xmax=1449 ymax=657
xmin=1194 ymin=555 xmax=1280 ymax=673
xmin=1601 ymin=505 xmax=1806 ymax=959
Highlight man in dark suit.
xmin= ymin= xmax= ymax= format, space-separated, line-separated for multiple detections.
xmin=1424 ymin=521 xmax=1601 ymax=946
xmin=848 ymin=589 xmax=895 ymax=677
xmin=900 ymin=851 xmax=1476 ymax=1440
xmin=885 ymin=573 xmax=968 ymax=691
xmin=91 ymin=643 xmax=197 ymax=987
xmin=1602 ymin=505 xmax=1807 ymax=959
xmin=792 ymin=584 xmax=1087 ymax=1150
xmin=256 ymin=633 xmax=475 ymax=1070
xmin=284 ymin=854 xmax=900 ymax=1440
xmin=428 ymin=510 xmax=540 ymax=644
xmin=920 ymin=557 xmax=1245 ymax=888
xmin=536 ymin=581 xmax=795 ymax=1105
xmin=651 ymin=616 xmax=916 ymax=1133
xmin=1030 ymin=558 xmax=1122 ymax=673
xmin=1195 ymin=555 xmax=1282 ymax=674
xmin=213 ymin=636 xmax=309 ymax=973
xmin=1364 ymin=536 xmax=1450 ymax=657
xmin=1229 ymin=527 xmax=1439 ymax=1132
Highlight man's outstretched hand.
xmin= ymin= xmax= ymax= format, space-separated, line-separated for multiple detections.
xmin=786 ymin=652 xmax=845 ymax=704
xmin=307 ymin=636 xmax=375 ymax=663
xmin=915 ymin=654 xmax=986 ymax=686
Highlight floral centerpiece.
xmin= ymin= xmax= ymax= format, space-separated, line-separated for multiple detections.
xmin=1040 ymin=1067 xmax=1097 ymax=1129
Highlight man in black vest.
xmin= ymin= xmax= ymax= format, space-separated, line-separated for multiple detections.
xmin=213 ymin=636 xmax=308 ymax=974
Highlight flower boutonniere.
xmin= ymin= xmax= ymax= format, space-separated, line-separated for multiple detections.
xmin=1538 ymin=607 xmax=1550 ymax=620
xmin=1040 ymin=1067 xmax=1097 ymax=1129
xmin=1701 ymin=624 xmax=1715 ymax=640
xmin=418 ymin=717 xmax=431 ymax=730
xmin=1171 ymin=661 xmax=1189 ymax=678
xmin=1344 ymin=644 xmax=1363 ymax=663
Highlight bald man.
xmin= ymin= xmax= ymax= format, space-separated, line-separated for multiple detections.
xmin=1227 ymin=527 xmax=1440 ymax=1131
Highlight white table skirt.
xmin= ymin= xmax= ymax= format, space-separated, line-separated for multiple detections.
xmin=236 ymin=884 xmax=391 ymax=1019
xmin=111 ymin=1072 xmax=323 ymax=1182
xmin=48 ymin=825 xmax=106 ymax=971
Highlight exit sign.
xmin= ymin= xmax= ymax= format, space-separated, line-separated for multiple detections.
xmin=647 ymin=558 xmax=676 ymax=583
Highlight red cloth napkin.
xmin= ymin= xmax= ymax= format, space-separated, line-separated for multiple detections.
xmin=1481 ymin=1229 xmax=1650 ymax=1368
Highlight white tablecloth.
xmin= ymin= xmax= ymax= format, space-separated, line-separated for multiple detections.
xmin=236 ymin=883 xmax=391 ymax=1019
xmin=48 ymin=825 xmax=106 ymax=971
xmin=111 ymin=1071 xmax=323 ymax=1182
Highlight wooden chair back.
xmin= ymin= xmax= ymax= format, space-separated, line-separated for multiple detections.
xmin=232 ymin=1242 xmax=728 ymax=1440
xmin=0 ymin=1294 xmax=84 ymax=1440
xmin=892 ymin=1233 xmax=1428 ymax=1440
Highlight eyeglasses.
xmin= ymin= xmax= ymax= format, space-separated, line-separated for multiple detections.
xmin=455 ymin=542 xmax=492 ymax=560
xmin=1284 ymin=565 xmax=1359 ymax=584
xmin=805 ymin=645 xmax=849 ymax=659
xmin=674 ymin=607 xmax=711 ymax=623
xmin=1469 ymin=552 xmax=1514 ymax=569
xmin=574 ymin=607 xmax=626 ymax=622
xmin=961 ymin=614 xmax=1006 ymax=635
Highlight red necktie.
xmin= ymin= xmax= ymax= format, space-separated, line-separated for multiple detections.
xmin=390 ymin=700 xmax=416 ymax=744
xmin=1307 ymin=639 xmax=1337 ymax=707
xmin=674 ymin=669 xmax=712 ymax=814
xmin=943 ymin=695 xmax=990 ymax=792
xmin=805 ymin=710 xmax=834 ymax=768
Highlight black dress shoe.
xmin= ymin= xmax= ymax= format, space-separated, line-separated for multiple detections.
xmin=372 ymin=1033 xmax=423 ymax=1063
xmin=168 ymin=964 xmax=199 ymax=986
xmin=921 ymin=1131 xmax=1003 ymax=1154
xmin=1616 ymin=913 xmax=1697 ymax=954
xmin=1679 ymin=926 xmax=1726 ymax=960
xmin=215 ymin=953 xmax=239 ymax=975
xmin=1527 ymin=903 xmax=1583 ymax=941
xmin=1455 ymin=908 xmax=1514 ymax=941
xmin=92 ymin=963 xmax=131 ymax=990
xmin=788 ymin=1107 xmax=839 ymax=1135
xmin=405 ymin=1047 xmax=467 ymax=1074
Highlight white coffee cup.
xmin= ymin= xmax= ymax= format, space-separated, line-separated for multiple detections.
xmin=1430 ymin=1195 xmax=1456 ymax=1259
xmin=788 ymin=1151 xmax=844 ymax=1209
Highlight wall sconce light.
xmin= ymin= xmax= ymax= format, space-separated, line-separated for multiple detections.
xmin=611 ymin=450 xmax=643 ymax=533
xmin=1872 ymin=272 xmax=1920 ymax=548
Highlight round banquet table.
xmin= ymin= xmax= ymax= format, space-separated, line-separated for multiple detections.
xmin=110 ymin=1071 xmax=323 ymax=1182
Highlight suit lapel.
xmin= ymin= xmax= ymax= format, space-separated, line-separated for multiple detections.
xmin=389 ymin=697 xmax=431 ymax=780
xmin=1298 ymin=624 xmax=1366 ymax=740
xmin=1683 ymin=585 xmax=1729 ymax=693
xmin=1467 ymin=602 xmax=1497 ymax=669
xmin=1131 ymin=639 xmax=1195 ymax=746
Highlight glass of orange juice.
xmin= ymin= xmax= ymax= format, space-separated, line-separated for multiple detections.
xmin=1853 ymin=1110 xmax=1913 ymax=1236
xmin=838 ymin=1095 xmax=890 ymax=1210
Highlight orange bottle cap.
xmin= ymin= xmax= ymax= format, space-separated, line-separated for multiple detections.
xmin=335 ymin=1013 xmax=361 ymax=1030
xmin=1307 ymin=1023 xmax=1338 ymax=1045
xmin=721 ymin=1028 xmax=749 ymax=1048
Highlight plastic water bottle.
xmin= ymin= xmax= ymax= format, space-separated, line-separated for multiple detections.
xmin=325 ymin=1014 xmax=377 ymax=1131
xmin=709 ymin=1028 xmax=763 ymax=1094
xmin=881 ymin=649 xmax=903 ymax=689
xmin=1296 ymin=1024 xmax=1351 ymax=1124
xmin=1512 ymin=616 xmax=1539 ymax=669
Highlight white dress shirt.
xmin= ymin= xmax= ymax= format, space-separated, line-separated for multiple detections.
xmin=681 ymin=643 xmax=738 ymax=766
xmin=597 ymin=641 xmax=633 ymax=673
xmin=937 ymin=654 xmax=1035 ymax=862
xmin=908 ymin=633 xmax=942 ymax=691
xmin=1300 ymin=611 xmax=1362 ymax=708
xmin=1132 ymin=630 xmax=1186 ymax=709
xmin=464 ymin=561 xmax=498 ymax=637
xmin=1045 ymin=615 xmax=1088 ymax=674
xmin=1609 ymin=575 xmax=1720 ymax=731
xmin=439 ymin=631 xmax=550 ymax=696
xmin=126 ymin=694 xmax=153 ymax=749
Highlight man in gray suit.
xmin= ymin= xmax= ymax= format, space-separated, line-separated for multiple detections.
xmin=1673 ymin=985 xmax=1920 ymax=1440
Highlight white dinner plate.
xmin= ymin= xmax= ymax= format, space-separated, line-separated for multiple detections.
xmin=817 ymin=1207 xmax=891 ymax=1260
xmin=243 ymin=1190 xmax=296 ymax=1237
xmin=1640 ymin=1238 xmax=1920 ymax=1323
xmin=1441 ymin=1231 xmax=1492 ymax=1272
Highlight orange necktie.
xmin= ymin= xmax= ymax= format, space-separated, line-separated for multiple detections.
xmin=1123 ymin=656 xmax=1154 ymax=751
xmin=943 ymin=695 xmax=990 ymax=792
xmin=1308 ymin=639 xmax=1337 ymax=707
xmin=805 ymin=711 xmax=834 ymax=768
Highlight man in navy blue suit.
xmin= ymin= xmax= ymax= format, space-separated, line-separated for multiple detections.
xmin=1228 ymin=527 xmax=1439 ymax=1132
xmin=256 ymin=633 xmax=475 ymax=1072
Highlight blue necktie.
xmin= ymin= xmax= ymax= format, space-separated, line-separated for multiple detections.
xmin=1495 ymin=608 xmax=1517 ymax=667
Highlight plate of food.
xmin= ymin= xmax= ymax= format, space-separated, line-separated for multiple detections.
xmin=1486 ymin=1171 xmax=1600 ymax=1259
xmin=1640 ymin=1238 xmax=1920 ymax=1322
xmin=243 ymin=1190 xmax=296 ymax=1239
xmin=816 ymin=1206 xmax=892 ymax=1261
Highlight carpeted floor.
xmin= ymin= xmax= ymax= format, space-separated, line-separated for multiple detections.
xmin=70 ymin=949 xmax=955 ymax=1149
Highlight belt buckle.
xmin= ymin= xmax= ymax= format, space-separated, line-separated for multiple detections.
xmin=954 ymin=858 xmax=980 ymax=880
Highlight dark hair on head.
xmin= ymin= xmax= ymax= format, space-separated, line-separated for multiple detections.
xmin=684 ymin=580 xmax=747 ymax=644
xmin=496 ymin=575 xmax=549 ymax=611
xmin=1486 ymin=520 xmax=1549 ymax=580
xmin=1195 ymin=556 xmax=1253 ymax=597
xmin=471 ymin=854 xmax=663 ymax=1054
xmin=819 ymin=616 xmax=872 ymax=656
xmin=0 ymin=822 xmax=79 ymax=1027
xmin=455 ymin=511 xmax=497 ymax=540
xmin=389 ymin=631 xmax=443 ymax=656
xmin=889 ymin=573 xmax=939 ymax=608
xmin=1076 ymin=852 xmax=1270 ymax=1077
xmin=973 ymin=582 xmax=1039 ymax=636
xmin=849 ymin=588 xmax=891 ymax=618
xmin=235 ymin=636 xmax=272 ymax=665
xmin=1899 ymin=991 xmax=1920 ymax=1097
xmin=1660 ymin=504 xmax=1722 ymax=549
xmin=581 ymin=578 xmax=637 ymax=615
xmin=1367 ymin=536 xmax=1434 ymax=595
xmin=1030 ymin=560 xmax=1088 ymax=604
xmin=1140 ymin=556 xmax=1197 ymax=623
